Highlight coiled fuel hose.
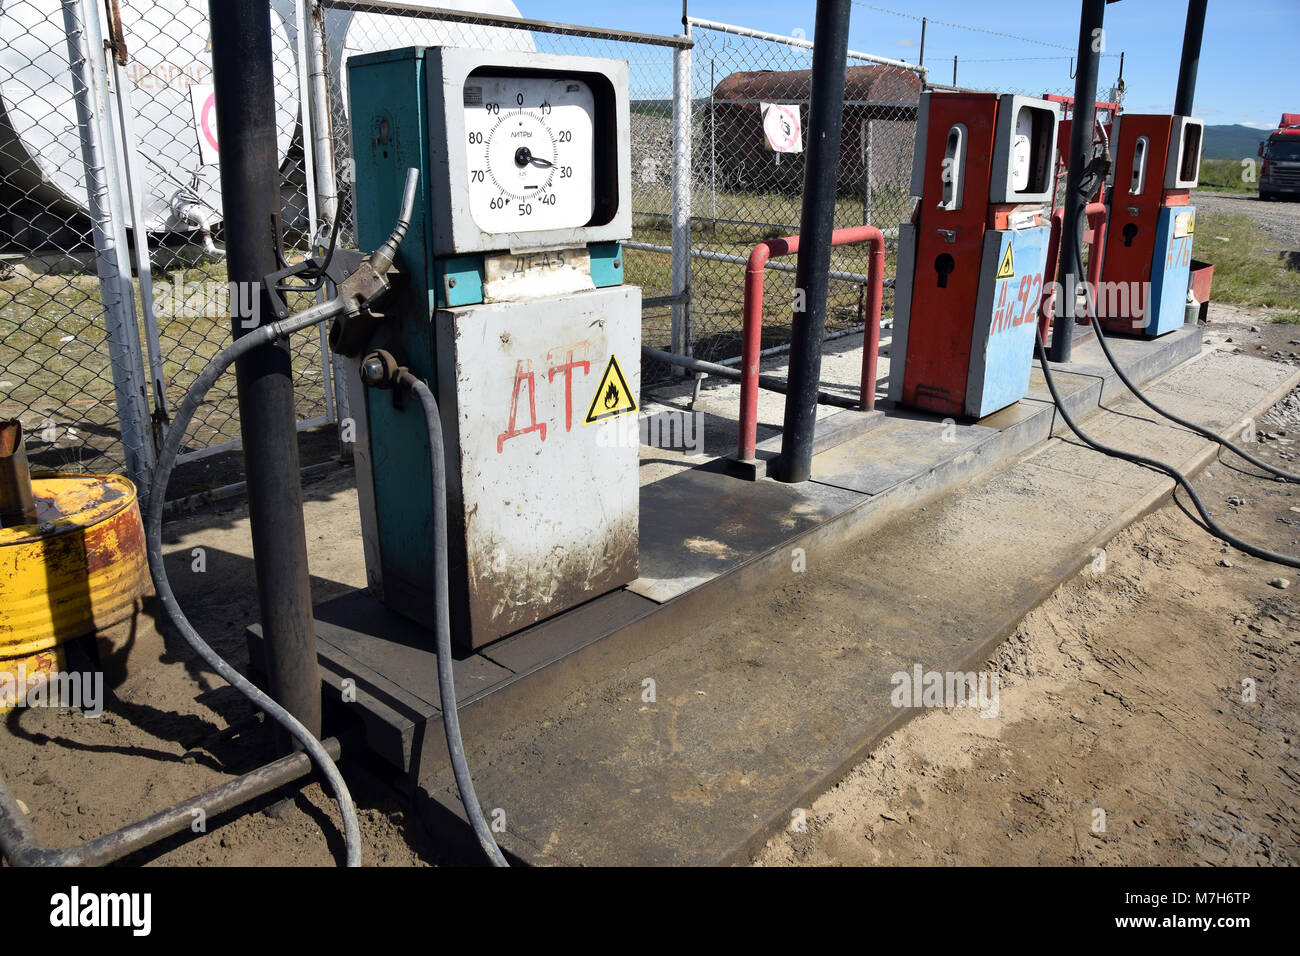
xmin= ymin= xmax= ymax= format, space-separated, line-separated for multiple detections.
xmin=143 ymin=294 xmax=363 ymax=866
xmin=143 ymin=169 xmax=421 ymax=867
xmin=1079 ymin=249 xmax=1300 ymax=483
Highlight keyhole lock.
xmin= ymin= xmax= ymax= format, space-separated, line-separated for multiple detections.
xmin=1122 ymin=223 xmax=1138 ymax=248
xmin=934 ymin=253 xmax=955 ymax=289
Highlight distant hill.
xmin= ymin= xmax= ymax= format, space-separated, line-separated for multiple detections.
xmin=1202 ymin=124 xmax=1271 ymax=160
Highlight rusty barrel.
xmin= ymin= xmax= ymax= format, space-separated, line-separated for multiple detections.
xmin=0 ymin=474 xmax=150 ymax=710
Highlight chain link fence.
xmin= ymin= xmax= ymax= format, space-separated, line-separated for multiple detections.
xmin=315 ymin=0 xmax=684 ymax=375
xmin=1 ymin=0 xmax=1124 ymax=497
xmin=0 ymin=0 xmax=336 ymax=498
xmin=683 ymin=20 xmax=926 ymax=366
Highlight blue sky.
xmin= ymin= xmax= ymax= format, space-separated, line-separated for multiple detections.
xmin=521 ymin=0 xmax=1298 ymax=128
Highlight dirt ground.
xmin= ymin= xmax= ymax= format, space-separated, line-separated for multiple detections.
xmin=3 ymin=327 xmax=1299 ymax=867
xmin=757 ymin=384 xmax=1300 ymax=867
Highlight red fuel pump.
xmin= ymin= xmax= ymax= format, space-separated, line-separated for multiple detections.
xmin=1097 ymin=114 xmax=1203 ymax=336
xmin=890 ymin=91 xmax=1059 ymax=419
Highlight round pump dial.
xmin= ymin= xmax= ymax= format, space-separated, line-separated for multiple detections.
xmin=463 ymin=74 xmax=595 ymax=234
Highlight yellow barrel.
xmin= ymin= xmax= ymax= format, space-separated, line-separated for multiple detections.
xmin=0 ymin=474 xmax=150 ymax=710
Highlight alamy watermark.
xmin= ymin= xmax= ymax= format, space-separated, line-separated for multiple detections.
xmin=890 ymin=664 xmax=1000 ymax=718
xmin=0 ymin=666 xmax=103 ymax=717
xmin=596 ymin=409 xmax=705 ymax=456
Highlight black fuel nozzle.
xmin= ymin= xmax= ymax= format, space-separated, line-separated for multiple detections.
xmin=1078 ymin=142 xmax=1112 ymax=204
xmin=327 ymin=168 xmax=420 ymax=357
xmin=260 ymin=168 xmax=420 ymax=357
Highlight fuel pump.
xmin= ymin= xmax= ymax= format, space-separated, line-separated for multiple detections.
xmin=890 ymin=91 xmax=1060 ymax=419
xmin=1097 ymin=114 xmax=1203 ymax=336
xmin=339 ymin=47 xmax=639 ymax=651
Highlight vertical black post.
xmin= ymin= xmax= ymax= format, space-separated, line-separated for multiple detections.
xmin=209 ymin=0 xmax=321 ymax=742
xmin=952 ymin=55 xmax=957 ymax=86
xmin=772 ymin=0 xmax=851 ymax=484
xmin=1174 ymin=0 xmax=1207 ymax=117
xmin=1048 ymin=0 xmax=1106 ymax=364
xmin=918 ymin=18 xmax=927 ymax=68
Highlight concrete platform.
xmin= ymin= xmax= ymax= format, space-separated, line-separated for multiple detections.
xmin=247 ymin=322 xmax=1300 ymax=864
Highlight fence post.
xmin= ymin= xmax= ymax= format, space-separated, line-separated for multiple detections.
xmin=300 ymin=0 xmax=353 ymax=451
xmin=671 ymin=24 xmax=693 ymax=362
xmin=860 ymin=117 xmax=872 ymax=226
xmin=292 ymin=0 xmax=343 ymax=447
xmin=62 ymin=0 xmax=155 ymax=497
xmin=103 ymin=4 xmax=171 ymax=454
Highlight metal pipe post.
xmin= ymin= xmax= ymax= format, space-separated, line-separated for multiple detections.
xmin=208 ymin=0 xmax=321 ymax=741
xmin=670 ymin=27 xmax=694 ymax=363
xmin=62 ymin=0 xmax=155 ymax=495
xmin=772 ymin=0 xmax=852 ymax=484
xmin=1173 ymin=0 xmax=1208 ymax=117
xmin=1048 ymin=0 xmax=1106 ymax=364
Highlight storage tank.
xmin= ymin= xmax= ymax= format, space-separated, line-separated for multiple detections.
xmin=272 ymin=0 xmax=534 ymax=237
xmin=310 ymin=0 xmax=535 ymax=121
xmin=0 ymin=0 xmax=299 ymax=236
xmin=709 ymin=64 xmax=921 ymax=194
xmin=0 ymin=0 xmax=532 ymax=247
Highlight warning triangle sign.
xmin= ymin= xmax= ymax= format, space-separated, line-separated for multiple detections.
xmin=584 ymin=354 xmax=638 ymax=425
xmin=995 ymin=243 xmax=1015 ymax=280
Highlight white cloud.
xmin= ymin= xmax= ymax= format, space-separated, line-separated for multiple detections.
xmin=894 ymin=37 xmax=918 ymax=47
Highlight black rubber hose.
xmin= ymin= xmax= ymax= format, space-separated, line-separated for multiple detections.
xmin=142 ymin=169 xmax=421 ymax=869
xmin=143 ymin=296 xmax=362 ymax=867
xmin=1035 ymin=336 xmax=1300 ymax=569
xmin=1077 ymin=246 xmax=1300 ymax=483
xmin=396 ymin=370 xmax=508 ymax=867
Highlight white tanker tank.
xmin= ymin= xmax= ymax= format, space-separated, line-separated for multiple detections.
xmin=0 ymin=0 xmax=531 ymax=248
xmin=0 ymin=0 xmax=298 ymax=241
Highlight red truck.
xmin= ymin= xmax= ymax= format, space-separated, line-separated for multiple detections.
xmin=1259 ymin=113 xmax=1300 ymax=201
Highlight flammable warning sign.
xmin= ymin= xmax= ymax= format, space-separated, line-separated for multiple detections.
xmin=995 ymin=242 xmax=1015 ymax=280
xmin=584 ymin=354 xmax=638 ymax=424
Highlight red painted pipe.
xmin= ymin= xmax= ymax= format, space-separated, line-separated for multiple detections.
xmin=1038 ymin=202 xmax=1108 ymax=345
xmin=737 ymin=225 xmax=885 ymax=461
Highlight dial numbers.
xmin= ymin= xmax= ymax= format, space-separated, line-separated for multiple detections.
xmin=463 ymin=76 xmax=594 ymax=234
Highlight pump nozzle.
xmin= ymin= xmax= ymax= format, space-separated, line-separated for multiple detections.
xmin=369 ymin=168 xmax=420 ymax=277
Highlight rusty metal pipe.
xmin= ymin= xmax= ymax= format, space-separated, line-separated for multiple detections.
xmin=0 ymin=735 xmax=346 ymax=867
xmin=737 ymin=226 xmax=886 ymax=462
xmin=0 ymin=419 xmax=38 ymax=528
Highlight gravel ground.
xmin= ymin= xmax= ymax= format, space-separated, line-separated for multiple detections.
xmin=1193 ymin=191 xmax=1300 ymax=250
xmin=1202 ymin=302 xmax=1300 ymax=368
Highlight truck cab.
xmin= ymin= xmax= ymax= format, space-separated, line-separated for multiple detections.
xmin=1259 ymin=114 xmax=1300 ymax=201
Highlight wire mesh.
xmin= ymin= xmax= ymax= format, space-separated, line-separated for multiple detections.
xmin=0 ymin=0 xmax=332 ymax=487
xmin=686 ymin=24 xmax=924 ymax=364
xmin=315 ymin=1 xmax=683 ymax=375
xmin=1 ymin=0 xmax=1126 ymax=486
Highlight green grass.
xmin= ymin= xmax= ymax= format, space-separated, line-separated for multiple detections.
xmin=0 ymin=258 xmax=332 ymax=460
xmin=1190 ymin=212 xmax=1300 ymax=308
xmin=1273 ymin=311 xmax=1300 ymax=324
xmin=1194 ymin=157 xmax=1259 ymax=195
